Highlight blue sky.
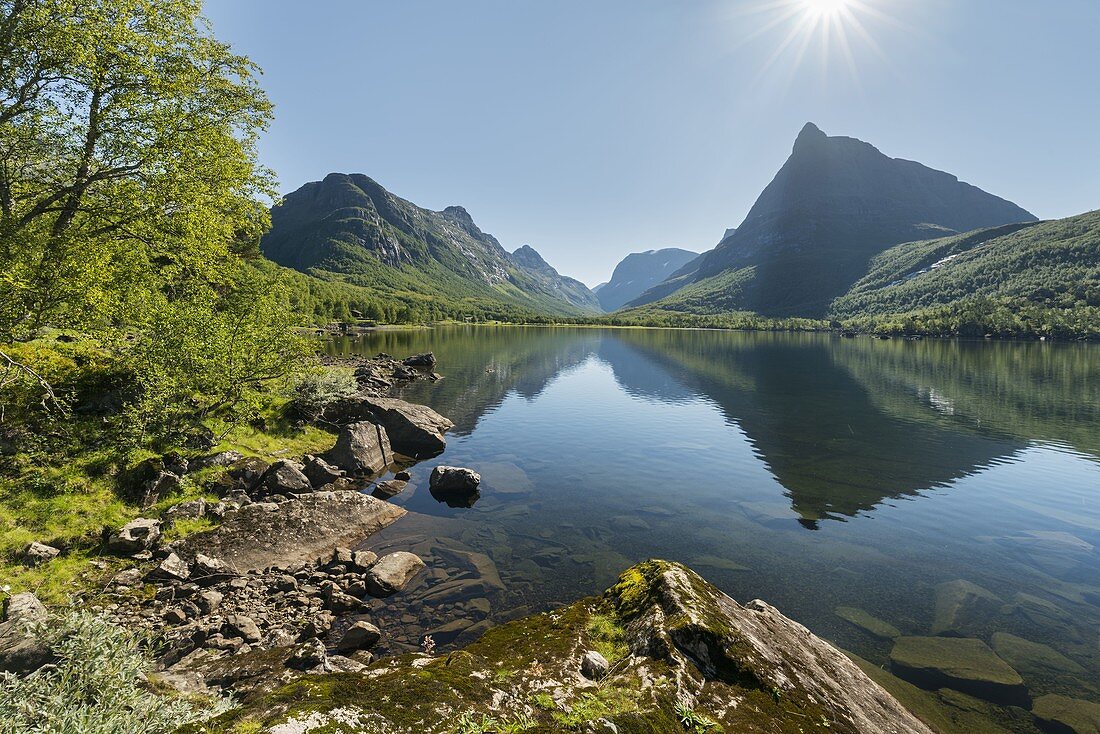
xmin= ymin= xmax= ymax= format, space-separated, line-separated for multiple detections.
xmin=206 ymin=0 xmax=1100 ymax=286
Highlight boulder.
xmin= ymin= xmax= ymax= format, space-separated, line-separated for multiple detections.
xmin=3 ymin=592 xmax=46 ymax=624
xmin=227 ymin=457 xmax=270 ymax=489
xmin=1032 ymin=694 xmax=1100 ymax=734
xmin=196 ymin=590 xmax=223 ymax=615
xmin=173 ymin=491 xmax=405 ymax=573
xmin=402 ymin=352 xmax=436 ymax=367
xmin=303 ymin=454 xmax=346 ymax=488
xmin=286 ymin=638 xmax=327 ymax=671
xmin=371 ymin=479 xmax=407 ymax=499
xmin=351 ymin=550 xmax=377 ymax=571
xmin=224 ymin=614 xmax=262 ymax=643
xmin=0 ymin=593 xmax=51 ymax=675
xmin=146 ymin=552 xmax=190 ymax=582
xmin=323 ymin=421 xmax=392 ymax=475
xmin=126 ymin=457 xmax=182 ymax=506
xmin=188 ymin=450 xmax=244 ymax=471
xmin=253 ymin=460 xmax=312 ymax=496
xmin=191 ymin=553 xmax=235 ymax=578
xmin=429 ymin=466 xmax=481 ymax=493
xmin=104 ymin=517 xmax=161 ymax=555
xmin=21 ymin=541 xmax=60 ymax=567
xmin=931 ymin=579 xmax=1002 ymax=636
xmin=337 ymin=621 xmax=382 ymax=652
xmin=111 ymin=568 xmax=144 ymax=587
xmin=334 ymin=396 xmax=452 ymax=459
xmin=366 ymin=551 xmax=426 ymax=597
xmin=164 ymin=499 xmax=206 ymax=523
xmin=581 ymin=650 xmax=609 ymax=679
xmin=320 ymin=580 xmax=366 ymax=613
xmin=889 ymin=636 xmax=1028 ymax=705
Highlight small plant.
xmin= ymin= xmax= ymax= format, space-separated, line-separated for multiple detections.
xmin=453 ymin=712 xmax=536 ymax=734
xmin=0 ymin=611 xmax=229 ymax=733
xmin=292 ymin=368 xmax=358 ymax=421
xmin=530 ymin=692 xmax=557 ymax=711
xmin=585 ymin=612 xmax=628 ymax=664
xmin=675 ymin=703 xmax=723 ymax=733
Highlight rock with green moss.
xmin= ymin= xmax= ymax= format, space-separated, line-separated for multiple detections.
xmin=990 ymin=632 xmax=1086 ymax=679
xmin=186 ymin=560 xmax=934 ymax=733
xmin=931 ymin=579 xmax=1003 ymax=637
xmin=889 ymin=636 xmax=1028 ymax=705
xmin=1031 ymin=693 xmax=1100 ymax=734
xmin=835 ymin=605 xmax=901 ymax=639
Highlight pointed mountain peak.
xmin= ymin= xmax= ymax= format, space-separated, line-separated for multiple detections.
xmin=793 ymin=122 xmax=828 ymax=153
xmin=511 ymin=244 xmax=554 ymax=272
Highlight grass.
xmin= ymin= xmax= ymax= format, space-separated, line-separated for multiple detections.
xmin=585 ymin=612 xmax=629 ymax=665
xmin=675 ymin=704 xmax=724 ymax=733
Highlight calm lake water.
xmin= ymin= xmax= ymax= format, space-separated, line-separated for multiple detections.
xmin=326 ymin=326 xmax=1100 ymax=708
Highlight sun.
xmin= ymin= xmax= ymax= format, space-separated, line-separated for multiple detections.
xmin=799 ymin=0 xmax=852 ymax=19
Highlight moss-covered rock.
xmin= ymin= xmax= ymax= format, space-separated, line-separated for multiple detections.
xmin=186 ymin=560 xmax=935 ymax=733
xmin=889 ymin=636 xmax=1028 ymax=706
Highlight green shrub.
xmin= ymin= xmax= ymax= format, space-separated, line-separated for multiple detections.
xmin=0 ymin=611 xmax=229 ymax=733
xmin=292 ymin=368 xmax=359 ymax=421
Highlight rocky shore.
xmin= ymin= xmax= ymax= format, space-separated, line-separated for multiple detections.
xmin=4 ymin=350 xmax=1096 ymax=733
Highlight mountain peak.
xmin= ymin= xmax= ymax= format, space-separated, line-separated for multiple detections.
xmin=442 ymin=205 xmax=474 ymax=223
xmin=792 ymin=122 xmax=828 ymax=153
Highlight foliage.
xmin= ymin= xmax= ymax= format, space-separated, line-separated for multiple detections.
xmin=585 ymin=612 xmax=628 ymax=665
xmin=0 ymin=611 xmax=228 ymax=733
xmin=675 ymin=704 xmax=723 ymax=733
xmin=452 ymin=712 xmax=536 ymax=734
xmin=291 ymin=367 xmax=358 ymax=421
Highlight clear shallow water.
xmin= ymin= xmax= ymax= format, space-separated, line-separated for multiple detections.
xmin=328 ymin=327 xmax=1100 ymax=705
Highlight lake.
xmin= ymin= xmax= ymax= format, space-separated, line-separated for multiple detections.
xmin=325 ymin=326 xmax=1100 ymax=710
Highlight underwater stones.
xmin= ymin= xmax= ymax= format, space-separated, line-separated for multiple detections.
xmin=931 ymin=579 xmax=1003 ymax=636
xmin=105 ymin=517 xmax=161 ymax=556
xmin=889 ymin=636 xmax=1027 ymax=705
xmin=835 ymin=606 xmax=901 ymax=640
xmin=21 ymin=541 xmax=60 ymax=567
xmin=323 ymin=421 xmax=392 ymax=475
xmin=990 ymin=632 xmax=1086 ymax=677
xmin=609 ymin=515 xmax=650 ymax=531
xmin=1032 ymin=694 xmax=1100 ymax=734
xmin=173 ymin=490 xmax=405 ymax=573
xmin=581 ymin=650 xmax=610 ymax=680
xmin=366 ymin=551 xmax=426 ymax=597
xmin=337 ymin=621 xmax=382 ymax=652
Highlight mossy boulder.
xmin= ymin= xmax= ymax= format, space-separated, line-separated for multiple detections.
xmin=889 ymin=636 xmax=1028 ymax=706
xmin=188 ymin=560 xmax=933 ymax=733
xmin=932 ymin=579 xmax=1003 ymax=637
xmin=1032 ymin=694 xmax=1100 ymax=734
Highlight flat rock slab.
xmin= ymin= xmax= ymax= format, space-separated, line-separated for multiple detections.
xmin=889 ymin=636 xmax=1027 ymax=705
xmin=174 ymin=491 xmax=405 ymax=573
xmin=835 ymin=606 xmax=901 ymax=640
xmin=1032 ymin=694 xmax=1100 ymax=734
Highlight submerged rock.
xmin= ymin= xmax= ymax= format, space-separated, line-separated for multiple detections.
xmin=1031 ymin=694 xmax=1100 ymax=734
xmin=889 ymin=636 xmax=1028 ymax=705
xmin=991 ymin=631 xmax=1086 ymax=677
xmin=173 ymin=491 xmax=405 ymax=573
xmin=931 ymin=579 xmax=1002 ymax=636
xmin=835 ymin=605 xmax=901 ymax=639
xmin=428 ymin=466 xmax=481 ymax=507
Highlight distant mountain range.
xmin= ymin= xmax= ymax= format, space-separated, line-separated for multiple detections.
xmin=626 ymin=123 xmax=1039 ymax=318
xmin=261 ymin=173 xmax=601 ymax=318
xmin=595 ymin=247 xmax=699 ymax=311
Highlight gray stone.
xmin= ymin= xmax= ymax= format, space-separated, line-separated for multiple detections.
xmin=323 ymin=421 xmax=392 ymax=475
xmin=224 ymin=614 xmax=262 ymax=643
xmin=366 ymin=551 xmax=426 ymax=597
xmin=0 ymin=593 xmax=51 ymax=675
xmin=371 ymin=479 xmax=407 ymax=499
xmin=337 ymin=621 xmax=382 ymax=652
xmin=3 ymin=592 xmax=46 ymax=624
xmin=189 ymin=450 xmax=244 ymax=471
xmin=192 ymin=553 xmax=234 ymax=578
xmin=105 ymin=517 xmax=161 ymax=555
xmin=164 ymin=499 xmax=206 ymax=522
xmin=320 ymin=580 xmax=366 ymax=612
xmin=111 ymin=568 xmax=145 ymax=587
xmin=286 ymin=638 xmax=327 ymax=671
xmin=21 ymin=541 xmax=60 ymax=567
xmin=303 ymin=454 xmax=345 ymax=488
xmin=253 ymin=460 xmax=312 ymax=496
xmin=351 ymin=550 xmax=377 ymax=571
xmin=581 ymin=650 xmax=610 ymax=679
xmin=146 ymin=552 xmax=190 ymax=582
xmin=173 ymin=490 xmax=405 ymax=573
xmin=429 ymin=466 xmax=481 ymax=493
xmin=338 ymin=396 xmax=452 ymax=459
xmin=196 ymin=590 xmax=223 ymax=615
